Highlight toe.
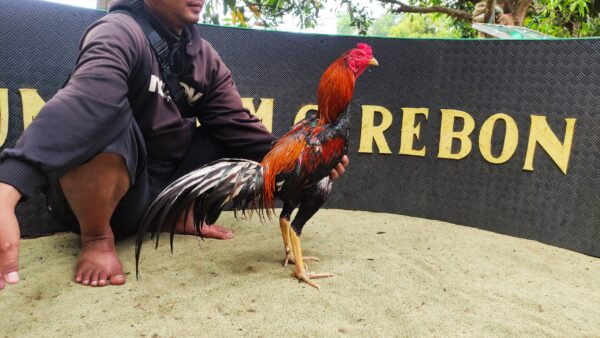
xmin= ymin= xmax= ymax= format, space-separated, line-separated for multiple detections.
xmin=5 ymin=271 xmax=19 ymax=284
xmin=306 ymin=273 xmax=334 ymax=279
xmin=284 ymin=253 xmax=294 ymax=267
xmin=76 ymin=238 xmax=125 ymax=287
xmin=90 ymin=271 xmax=100 ymax=287
xmin=81 ymin=270 xmax=92 ymax=285
xmin=215 ymin=226 xmax=233 ymax=239
xmin=0 ymin=277 xmax=5 ymax=290
xmin=219 ymin=226 xmax=234 ymax=239
xmin=299 ymin=276 xmax=320 ymax=290
xmin=199 ymin=223 xmax=234 ymax=240
xmin=109 ymin=273 xmax=126 ymax=285
xmin=97 ymin=273 xmax=107 ymax=287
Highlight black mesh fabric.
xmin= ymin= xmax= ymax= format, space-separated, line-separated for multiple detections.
xmin=1 ymin=0 xmax=599 ymax=256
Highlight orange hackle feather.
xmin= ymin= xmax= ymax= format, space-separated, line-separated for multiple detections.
xmin=317 ymin=56 xmax=355 ymax=125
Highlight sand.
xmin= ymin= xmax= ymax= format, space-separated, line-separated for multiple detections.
xmin=1 ymin=209 xmax=599 ymax=337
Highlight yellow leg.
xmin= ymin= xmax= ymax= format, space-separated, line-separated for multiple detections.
xmin=289 ymin=230 xmax=333 ymax=290
xmin=279 ymin=218 xmax=293 ymax=267
xmin=280 ymin=218 xmax=321 ymax=268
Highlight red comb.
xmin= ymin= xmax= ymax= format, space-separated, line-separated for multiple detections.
xmin=356 ymin=43 xmax=372 ymax=52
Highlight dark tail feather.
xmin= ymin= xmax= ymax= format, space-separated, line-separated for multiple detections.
xmin=134 ymin=159 xmax=265 ymax=279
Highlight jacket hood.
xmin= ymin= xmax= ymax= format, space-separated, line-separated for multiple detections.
xmin=108 ymin=0 xmax=130 ymax=11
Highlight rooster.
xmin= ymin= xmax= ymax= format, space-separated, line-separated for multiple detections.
xmin=135 ymin=43 xmax=378 ymax=289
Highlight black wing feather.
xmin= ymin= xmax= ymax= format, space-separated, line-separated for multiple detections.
xmin=135 ymin=159 xmax=265 ymax=279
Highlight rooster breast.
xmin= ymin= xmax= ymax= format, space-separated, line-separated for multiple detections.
xmin=275 ymin=114 xmax=350 ymax=203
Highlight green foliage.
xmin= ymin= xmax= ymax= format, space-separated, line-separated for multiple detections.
xmin=201 ymin=0 xmax=324 ymax=29
xmin=446 ymin=1 xmax=477 ymax=38
xmin=336 ymin=15 xmax=356 ymax=35
xmin=338 ymin=12 xmax=463 ymax=38
xmin=200 ymin=0 xmax=600 ymax=37
xmin=369 ymin=12 xmax=401 ymax=36
xmin=339 ymin=0 xmax=374 ymax=35
xmin=387 ymin=14 xmax=460 ymax=37
xmin=526 ymin=0 xmax=600 ymax=36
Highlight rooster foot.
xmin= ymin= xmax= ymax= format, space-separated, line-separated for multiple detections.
xmin=283 ymin=252 xmax=294 ymax=267
xmin=293 ymin=270 xmax=334 ymax=290
xmin=284 ymin=254 xmax=320 ymax=268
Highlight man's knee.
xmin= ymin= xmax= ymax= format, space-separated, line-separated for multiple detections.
xmin=59 ymin=153 xmax=130 ymax=200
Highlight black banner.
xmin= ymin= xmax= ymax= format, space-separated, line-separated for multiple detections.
xmin=1 ymin=0 xmax=599 ymax=256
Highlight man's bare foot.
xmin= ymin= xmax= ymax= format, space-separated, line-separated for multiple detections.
xmin=173 ymin=213 xmax=234 ymax=240
xmin=174 ymin=221 xmax=234 ymax=240
xmin=199 ymin=223 xmax=234 ymax=239
xmin=75 ymin=238 xmax=126 ymax=287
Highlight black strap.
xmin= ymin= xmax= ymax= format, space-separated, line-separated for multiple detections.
xmin=114 ymin=0 xmax=194 ymax=118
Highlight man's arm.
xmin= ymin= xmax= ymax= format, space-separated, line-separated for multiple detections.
xmin=0 ymin=14 xmax=145 ymax=196
xmin=194 ymin=44 xmax=275 ymax=162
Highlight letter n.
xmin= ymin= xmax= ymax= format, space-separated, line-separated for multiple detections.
xmin=524 ymin=115 xmax=576 ymax=174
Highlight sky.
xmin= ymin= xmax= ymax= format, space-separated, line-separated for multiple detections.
xmin=41 ymin=0 xmax=385 ymax=34
xmin=45 ymin=0 xmax=96 ymax=9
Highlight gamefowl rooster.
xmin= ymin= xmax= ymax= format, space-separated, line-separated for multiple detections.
xmin=135 ymin=43 xmax=378 ymax=289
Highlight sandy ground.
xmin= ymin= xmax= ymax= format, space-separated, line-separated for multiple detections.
xmin=1 ymin=209 xmax=599 ymax=337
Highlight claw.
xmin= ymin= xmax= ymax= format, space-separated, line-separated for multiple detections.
xmin=286 ymin=223 xmax=332 ymax=289
xmin=284 ymin=255 xmax=320 ymax=268
xmin=306 ymin=272 xmax=333 ymax=279
xmin=293 ymin=271 xmax=334 ymax=289
xmin=283 ymin=252 xmax=294 ymax=267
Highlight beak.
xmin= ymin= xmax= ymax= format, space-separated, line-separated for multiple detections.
xmin=369 ymin=57 xmax=379 ymax=66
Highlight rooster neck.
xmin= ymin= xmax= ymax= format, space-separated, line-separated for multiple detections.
xmin=316 ymin=59 xmax=355 ymax=126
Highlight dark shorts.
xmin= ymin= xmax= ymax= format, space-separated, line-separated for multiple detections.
xmin=46 ymin=122 xmax=227 ymax=239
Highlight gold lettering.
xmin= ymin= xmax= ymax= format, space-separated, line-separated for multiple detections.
xmin=19 ymin=88 xmax=46 ymax=129
xmin=524 ymin=115 xmax=576 ymax=175
xmin=438 ymin=109 xmax=475 ymax=160
xmin=295 ymin=104 xmax=318 ymax=124
xmin=358 ymin=105 xmax=392 ymax=154
xmin=0 ymin=89 xmax=8 ymax=148
xmin=399 ymin=107 xmax=428 ymax=157
xmin=241 ymin=97 xmax=274 ymax=132
xmin=478 ymin=113 xmax=519 ymax=164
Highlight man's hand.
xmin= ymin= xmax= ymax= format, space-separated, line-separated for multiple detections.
xmin=0 ymin=182 xmax=22 ymax=290
xmin=329 ymin=155 xmax=349 ymax=182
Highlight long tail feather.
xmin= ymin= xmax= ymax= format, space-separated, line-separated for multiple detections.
xmin=135 ymin=158 xmax=265 ymax=279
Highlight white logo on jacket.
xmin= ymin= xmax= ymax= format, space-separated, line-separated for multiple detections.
xmin=148 ymin=74 xmax=167 ymax=98
xmin=179 ymin=82 xmax=203 ymax=106
xmin=148 ymin=75 xmax=203 ymax=106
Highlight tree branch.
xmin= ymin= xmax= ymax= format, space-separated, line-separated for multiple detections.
xmin=378 ymin=0 xmax=473 ymax=22
xmin=512 ymin=0 xmax=532 ymax=26
xmin=484 ymin=0 xmax=495 ymax=22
